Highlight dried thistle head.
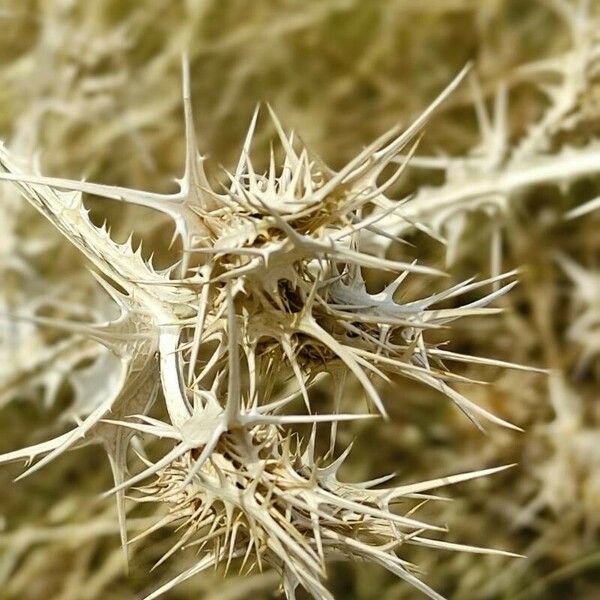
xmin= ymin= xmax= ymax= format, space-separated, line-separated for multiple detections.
xmin=0 ymin=57 xmax=529 ymax=599
xmin=130 ymin=421 xmax=515 ymax=600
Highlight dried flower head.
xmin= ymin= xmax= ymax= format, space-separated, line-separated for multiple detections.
xmin=0 ymin=58 xmax=527 ymax=599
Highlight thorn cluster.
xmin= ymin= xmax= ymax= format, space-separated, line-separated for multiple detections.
xmin=0 ymin=58 xmax=525 ymax=599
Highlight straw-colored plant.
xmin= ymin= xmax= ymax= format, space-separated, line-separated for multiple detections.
xmin=2 ymin=1 xmax=599 ymax=599
xmin=0 ymin=58 xmax=532 ymax=599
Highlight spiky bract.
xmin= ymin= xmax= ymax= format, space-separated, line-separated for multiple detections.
xmin=0 ymin=58 xmax=525 ymax=599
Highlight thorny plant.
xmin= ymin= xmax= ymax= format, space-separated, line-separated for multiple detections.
xmin=0 ymin=54 xmax=536 ymax=599
xmin=369 ymin=0 xmax=600 ymax=272
xmin=0 ymin=1 xmax=597 ymax=599
xmin=348 ymin=2 xmax=600 ymax=596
